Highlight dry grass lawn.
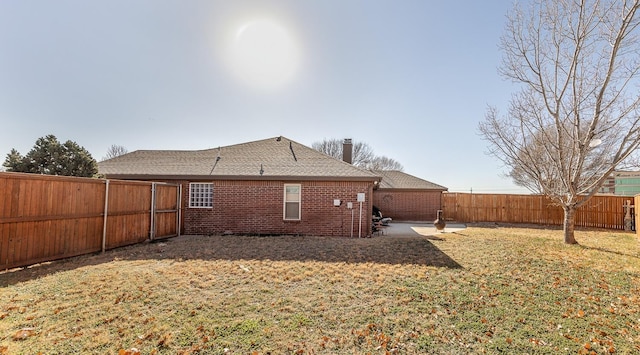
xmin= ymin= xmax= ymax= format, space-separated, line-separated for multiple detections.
xmin=1 ymin=225 xmax=640 ymax=354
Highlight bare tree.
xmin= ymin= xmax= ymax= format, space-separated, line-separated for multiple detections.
xmin=480 ymin=0 xmax=640 ymax=244
xmin=102 ymin=144 xmax=128 ymax=161
xmin=351 ymin=141 xmax=376 ymax=167
xmin=364 ymin=156 xmax=404 ymax=171
xmin=311 ymin=139 xmax=343 ymax=159
xmin=311 ymin=138 xmax=403 ymax=171
xmin=311 ymin=138 xmax=375 ymax=167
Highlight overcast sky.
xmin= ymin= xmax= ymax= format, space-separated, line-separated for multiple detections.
xmin=0 ymin=0 xmax=528 ymax=193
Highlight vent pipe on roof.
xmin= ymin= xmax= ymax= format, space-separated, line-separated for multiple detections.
xmin=342 ymin=138 xmax=353 ymax=164
xmin=289 ymin=141 xmax=297 ymax=161
xmin=209 ymin=147 xmax=221 ymax=175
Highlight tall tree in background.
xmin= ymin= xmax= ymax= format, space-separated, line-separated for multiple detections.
xmin=102 ymin=144 xmax=128 ymax=161
xmin=2 ymin=134 xmax=98 ymax=177
xmin=367 ymin=156 xmax=404 ymax=171
xmin=312 ymin=138 xmax=374 ymax=167
xmin=3 ymin=149 xmax=24 ymax=172
xmin=311 ymin=138 xmax=403 ymax=171
xmin=480 ymin=0 xmax=640 ymax=244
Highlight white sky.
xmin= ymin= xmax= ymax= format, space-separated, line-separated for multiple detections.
xmin=0 ymin=0 xmax=528 ymax=193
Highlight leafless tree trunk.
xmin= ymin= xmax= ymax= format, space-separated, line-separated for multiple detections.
xmin=480 ymin=0 xmax=640 ymax=244
xmin=563 ymin=205 xmax=577 ymax=244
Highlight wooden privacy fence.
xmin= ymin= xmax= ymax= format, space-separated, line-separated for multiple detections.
xmin=0 ymin=172 xmax=181 ymax=270
xmin=442 ymin=192 xmax=634 ymax=230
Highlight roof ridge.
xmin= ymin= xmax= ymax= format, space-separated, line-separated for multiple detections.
xmin=98 ymin=136 xmax=381 ymax=180
xmin=201 ymin=137 xmax=271 ymax=152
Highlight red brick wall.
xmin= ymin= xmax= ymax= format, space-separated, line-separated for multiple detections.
xmin=373 ymin=189 xmax=443 ymax=221
xmin=179 ymin=180 xmax=375 ymax=237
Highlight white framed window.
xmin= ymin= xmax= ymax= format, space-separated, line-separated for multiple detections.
xmin=283 ymin=184 xmax=301 ymax=220
xmin=189 ymin=183 xmax=213 ymax=208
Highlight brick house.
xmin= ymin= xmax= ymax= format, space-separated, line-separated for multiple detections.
xmin=99 ymin=137 xmax=380 ymax=237
xmin=372 ymin=170 xmax=448 ymax=221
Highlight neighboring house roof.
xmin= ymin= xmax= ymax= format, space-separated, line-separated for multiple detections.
xmin=613 ymin=170 xmax=640 ymax=177
xmin=373 ymin=170 xmax=447 ymax=191
xmin=99 ymin=136 xmax=381 ymax=181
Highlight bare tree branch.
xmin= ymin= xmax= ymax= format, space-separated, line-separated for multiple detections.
xmin=102 ymin=144 xmax=129 ymax=161
xmin=480 ymin=0 xmax=640 ymax=244
xmin=311 ymin=138 xmax=403 ymax=171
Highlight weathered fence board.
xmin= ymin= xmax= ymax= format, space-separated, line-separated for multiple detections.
xmin=442 ymin=193 xmax=634 ymax=230
xmin=0 ymin=172 xmax=181 ymax=269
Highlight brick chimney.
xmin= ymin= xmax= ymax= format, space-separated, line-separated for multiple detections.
xmin=342 ymin=138 xmax=353 ymax=164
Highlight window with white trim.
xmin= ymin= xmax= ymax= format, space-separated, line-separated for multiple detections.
xmin=283 ymin=184 xmax=301 ymax=220
xmin=189 ymin=183 xmax=213 ymax=208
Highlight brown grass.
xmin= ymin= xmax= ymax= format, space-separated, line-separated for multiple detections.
xmin=1 ymin=225 xmax=639 ymax=354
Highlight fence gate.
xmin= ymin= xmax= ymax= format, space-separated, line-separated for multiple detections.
xmin=150 ymin=182 xmax=182 ymax=240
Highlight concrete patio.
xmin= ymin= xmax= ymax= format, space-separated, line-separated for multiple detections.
xmin=380 ymin=221 xmax=466 ymax=237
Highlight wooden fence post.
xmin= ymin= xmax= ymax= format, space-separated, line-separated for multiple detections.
xmin=102 ymin=179 xmax=110 ymax=252
xmin=624 ymin=199 xmax=633 ymax=231
xmin=150 ymin=182 xmax=156 ymax=241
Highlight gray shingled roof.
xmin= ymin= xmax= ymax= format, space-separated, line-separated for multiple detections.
xmin=373 ymin=170 xmax=447 ymax=190
xmin=99 ymin=136 xmax=380 ymax=181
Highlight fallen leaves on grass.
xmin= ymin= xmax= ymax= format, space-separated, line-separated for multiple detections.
xmin=1 ymin=228 xmax=639 ymax=353
xmin=12 ymin=328 xmax=35 ymax=341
